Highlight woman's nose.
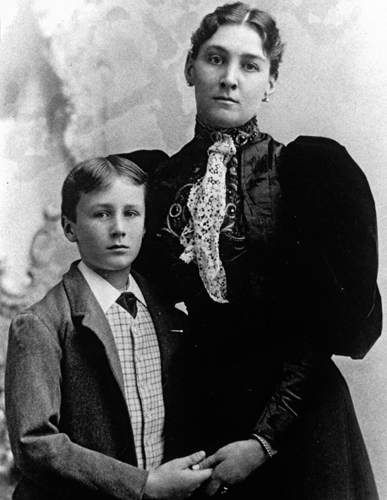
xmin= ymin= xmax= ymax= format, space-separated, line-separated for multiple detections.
xmin=220 ymin=64 xmax=238 ymax=90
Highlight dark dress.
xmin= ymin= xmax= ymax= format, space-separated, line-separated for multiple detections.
xmin=134 ymin=118 xmax=381 ymax=499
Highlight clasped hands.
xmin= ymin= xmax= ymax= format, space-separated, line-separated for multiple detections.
xmin=192 ymin=439 xmax=268 ymax=496
xmin=144 ymin=439 xmax=266 ymax=499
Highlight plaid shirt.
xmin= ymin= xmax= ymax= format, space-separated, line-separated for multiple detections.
xmin=106 ymin=301 xmax=164 ymax=469
xmin=78 ymin=262 xmax=165 ymax=470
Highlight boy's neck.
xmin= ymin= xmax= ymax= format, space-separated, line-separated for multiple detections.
xmin=82 ymin=262 xmax=131 ymax=290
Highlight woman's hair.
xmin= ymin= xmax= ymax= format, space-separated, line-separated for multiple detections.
xmin=190 ymin=2 xmax=284 ymax=80
xmin=61 ymin=155 xmax=148 ymax=222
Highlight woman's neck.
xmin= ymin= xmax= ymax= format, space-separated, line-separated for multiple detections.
xmin=195 ymin=116 xmax=260 ymax=147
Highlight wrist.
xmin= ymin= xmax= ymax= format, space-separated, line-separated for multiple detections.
xmin=143 ymin=470 xmax=157 ymax=500
xmin=250 ymin=433 xmax=275 ymax=460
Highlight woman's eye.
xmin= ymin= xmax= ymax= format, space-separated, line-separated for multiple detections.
xmin=209 ymin=55 xmax=223 ymax=65
xmin=244 ymin=62 xmax=259 ymax=72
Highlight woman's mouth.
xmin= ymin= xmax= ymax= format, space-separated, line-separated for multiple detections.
xmin=214 ymin=96 xmax=238 ymax=103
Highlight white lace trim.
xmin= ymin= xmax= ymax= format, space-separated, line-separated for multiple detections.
xmin=179 ymin=135 xmax=236 ymax=303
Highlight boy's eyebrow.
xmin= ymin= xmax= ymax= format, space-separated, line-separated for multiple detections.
xmin=89 ymin=202 xmax=143 ymax=209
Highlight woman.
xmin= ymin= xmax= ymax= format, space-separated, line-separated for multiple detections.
xmin=136 ymin=3 xmax=382 ymax=499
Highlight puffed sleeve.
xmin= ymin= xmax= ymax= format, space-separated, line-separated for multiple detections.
xmin=278 ymin=135 xmax=382 ymax=359
xmin=252 ymin=136 xmax=382 ymax=447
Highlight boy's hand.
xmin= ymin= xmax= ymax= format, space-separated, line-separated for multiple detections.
xmin=144 ymin=450 xmax=212 ymax=500
xmin=192 ymin=440 xmax=266 ymax=496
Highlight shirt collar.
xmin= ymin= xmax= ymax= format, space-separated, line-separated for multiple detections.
xmin=78 ymin=261 xmax=146 ymax=313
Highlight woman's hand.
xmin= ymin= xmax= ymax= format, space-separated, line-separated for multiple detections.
xmin=194 ymin=440 xmax=267 ymax=496
xmin=144 ymin=450 xmax=212 ymax=500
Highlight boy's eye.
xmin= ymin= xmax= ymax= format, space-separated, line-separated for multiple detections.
xmin=125 ymin=210 xmax=138 ymax=217
xmin=94 ymin=211 xmax=109 ymax=219
xmin=209 ymin=55 xmax=223 ymax=65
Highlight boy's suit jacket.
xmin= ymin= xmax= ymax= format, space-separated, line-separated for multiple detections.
xmin=5 ymin=261 xmax=188 ymax=500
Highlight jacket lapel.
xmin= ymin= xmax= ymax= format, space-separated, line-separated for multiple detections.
xmin=132 ymin=271 xmax=184 ymax=385
xmin=62 ymin=263 xmax=185 ymax=402
xmin=63 ymin=262 xmax=126 ymax=399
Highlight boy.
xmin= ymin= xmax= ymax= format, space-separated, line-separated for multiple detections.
xmin=5 ymin=155 xmax=211 ymax=500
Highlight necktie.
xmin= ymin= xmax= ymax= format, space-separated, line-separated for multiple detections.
xmin=179 ymin=134 xmax=236 ymax=303
xmin=116 ymin=292 xmax=137 ymax=318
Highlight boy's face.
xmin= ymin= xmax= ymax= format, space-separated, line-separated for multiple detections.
xmin=62 ymin=176 xmax=146 ymax=288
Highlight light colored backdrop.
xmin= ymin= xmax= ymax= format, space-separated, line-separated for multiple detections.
xmin=0 ymin=0 xmax=386 ymax=496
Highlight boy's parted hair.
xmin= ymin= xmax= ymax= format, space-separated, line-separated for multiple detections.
xmin=61 ymin=155 xmax=148 ymax=222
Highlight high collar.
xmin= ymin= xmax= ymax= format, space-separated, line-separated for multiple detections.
xmin=194 ymin=116 xmax=261 ymax=151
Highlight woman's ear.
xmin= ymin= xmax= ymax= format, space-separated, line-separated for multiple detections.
xmin=184 ymin=52 xmax=195 ymax=86
xmin=62 ymin=216 xmax=78 ymax=243
xmin=266 ymin=75 xmax=276 ymax=97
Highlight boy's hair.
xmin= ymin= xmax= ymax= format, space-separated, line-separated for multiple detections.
xmin=61 ymin=155 xmax=148 ymax=222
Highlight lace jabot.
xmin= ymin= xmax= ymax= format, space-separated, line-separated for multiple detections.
xmin=179 ymin=135 xmax=237 ymax=303
xmin=194 ymin=116 xmax=260 ymax=149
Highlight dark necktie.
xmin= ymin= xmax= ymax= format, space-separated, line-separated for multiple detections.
xmin=116 ymin=292 xmax=137 ymax=318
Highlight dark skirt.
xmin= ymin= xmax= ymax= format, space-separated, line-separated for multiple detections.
xmin=195 ymin=360 xmax=378 ymax=500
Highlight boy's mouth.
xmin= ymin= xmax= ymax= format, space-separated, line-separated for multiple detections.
xmin=107 ymin=245 xmax=129 ymax=250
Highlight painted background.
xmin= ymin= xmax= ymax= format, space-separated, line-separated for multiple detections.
xmin=0 ymin=0 xmax=386 ymax=497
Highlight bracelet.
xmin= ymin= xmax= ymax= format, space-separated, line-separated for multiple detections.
xmin=250 ymin=433 xmax=273 ymax=459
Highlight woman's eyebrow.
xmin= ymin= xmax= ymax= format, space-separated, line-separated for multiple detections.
xmin=205 ymin=44 xmax=267 ymax=62
xmin=241 ymin=53 xmax=266 ymax=62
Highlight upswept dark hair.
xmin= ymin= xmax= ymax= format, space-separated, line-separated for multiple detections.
xmin=61 ymin=155 xmax=148 ymax=222
xmin=190 ymin=2 xmax=284 ymax=80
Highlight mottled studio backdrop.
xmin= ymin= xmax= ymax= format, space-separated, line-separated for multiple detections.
xmin=0 ymin=0 xmax=386 ymax=497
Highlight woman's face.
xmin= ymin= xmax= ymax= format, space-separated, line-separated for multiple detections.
xmin=185 ymin=23 xmax=275 ymax=128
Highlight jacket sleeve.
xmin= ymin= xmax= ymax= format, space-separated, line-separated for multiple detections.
xmin=5 ymin=312 xmax=148 ymax=500
xmin=253 ymin=136 xmax=382 ymax=446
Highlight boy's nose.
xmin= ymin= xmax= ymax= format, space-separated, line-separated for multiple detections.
xmin=111 ymin=216 xmax=126 ymax=236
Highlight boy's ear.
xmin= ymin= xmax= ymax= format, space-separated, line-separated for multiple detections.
xmin=62 ymin=216 xmax=78 ymax=243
